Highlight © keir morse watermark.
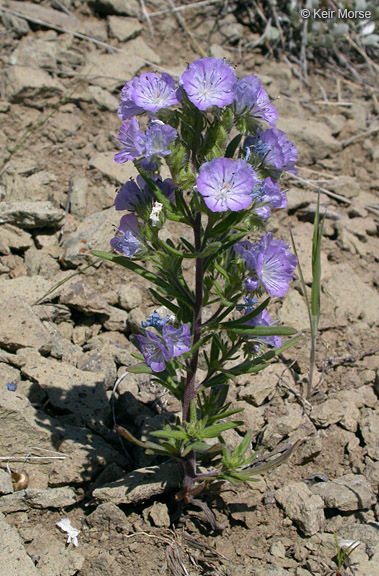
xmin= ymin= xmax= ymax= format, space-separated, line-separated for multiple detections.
xmin=301 ymin=7 xmax=372 ymax=20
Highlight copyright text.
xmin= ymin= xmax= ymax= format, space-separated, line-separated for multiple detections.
xmin=301 ymin=8 xmax=372 ymax=20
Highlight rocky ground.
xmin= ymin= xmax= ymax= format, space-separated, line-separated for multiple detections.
xmin=0 ymin=1 xmax=378 ymax=575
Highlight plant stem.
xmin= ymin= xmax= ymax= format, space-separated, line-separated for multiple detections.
xmin=181 ymin=210 xmax=203 ymax=491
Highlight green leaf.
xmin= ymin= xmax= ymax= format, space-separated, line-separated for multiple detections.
xmin=92 ymin=251 xmax=189 ymax=305
xmin=225 ymin=134 xmax=242 ymax=159
xmin=127 ymin=363 xmax=153 ymax=375
xmin=197 ymin=241 xmax=222 ymax=258
xmin=234 ymin=431 xmax=252 ymax=459
xmin=228 ymin=325 xmax=298 ymax=336
xmin=149 ymin=289 xmax=179 ymax=315
xmin=220 ymin=298 xmax=271 ymax=329
xmin=202 ymin=421 xmax=243 ymax=438
xmin=150 ymin=429 xmax=188 ymax=440
xmin=207 ymin=406 xmax=244 ymax=424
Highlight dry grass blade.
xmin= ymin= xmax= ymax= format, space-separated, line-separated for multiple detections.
xmin=148 ymin=0 xmax=222 ymax=18
xmin=339 ymin=124 xmax=379 ymax=148
xmin=166 ymin=0 xmax=207 ymax=58
xmin=289 ymin=174 xmax=352 ymax=205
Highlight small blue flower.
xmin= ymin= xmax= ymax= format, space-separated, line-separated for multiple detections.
xmin=6 ymin=382 xmax=17 ymax=392
xmin=141 ymin=311 xmax=171 ymax=329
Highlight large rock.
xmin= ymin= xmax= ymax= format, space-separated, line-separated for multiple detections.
xmin=311 ymin=394 xmax=360 ymax=431
xmin=310 ymin=473 xmax=376 ymax=511
xmin=18 ymin=349 xmax=110 ymax=430
xmin=0 ymin=384 xmax=123 ymax=487
xmin=0 ymin=297 xmax=52 ymax=353
xmin=0 ymin=276 xmax=56 ymax=304
xmin=237 ymin=363 xmax=283 ymax=406
xmin=277 ymin=117 xmax=340 ymax=164
xmin=0 ymin=468 xmax=13 ymax=495
xmin=0 ymin=66 xmax=64 ymax=103
xmin=359 ymin=409 xmax=379 ymax=460
xmin=23 ymin=524 xmax=84 ymax=576
xmin=0 ymin=511 xmax=41 ymax=576
xmin=323 ymin=263 xmax=379 ymax=325
xmin=93 ymin=462 xmax=181 ymax=504
xmin=60 ymin=207 xmax=121 ymax=267
xmin=0 ymin=487 xmax=77 ymax=513
xmin=83 ymin=42 xmax=160 ymax=90
xmin=89 ymin=151 xmax=136 ymax=184
xmin=3 ymin=1 xmax=87 ymax=33
xmin=275 ymin=482 xmax=325 ymax=536
xmin=58 ymin=278 xmax=111 ymax=315
xmin=107 ymin=16 xmax=143 ymax=41
xmin=0 ymin=224 xmax=33 ymax=254
xmin=261 ymin=403 xmax=314 ymax=449
xmin=88 ymin=0 xmax=140 ymax=17
xmin=0 ymin=201 xmax=65 ymax=229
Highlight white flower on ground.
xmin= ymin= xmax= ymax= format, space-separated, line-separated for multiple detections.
xmin=56 ymin=518 xmax=80 ymax=547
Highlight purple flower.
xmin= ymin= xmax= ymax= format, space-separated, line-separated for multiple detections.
xmin=244 ymin=129 xmax=297 ymax=174
xmin=132 ymin=72 xmax=181 ymax=112
xmin=244 ymin=277 xmax=260 ymax=292
xmin=245 ymin=309 xmax=281 ymax=348
xmin=110 ymin=213 xmax=142 ymax=258
xmin=232 ymin=75 xmax=278 ymax=127
xmin=118 ymin=77 xmax=145 ymax=120
xmin=180 ymin=57 xmax=236 ymax=111
xmin=144 ymin=121 xmax=177 ymax=160
xmin=235 ymin=233 xmax=297 ymax=297
xmin=254 ymin=177 xmax=287 ymax=220
xmin=114 ymin=118 xmax=146 ymax=164
xmin=196 ymin=158 xmax=260 ymax=212
xmin=115 ymin=175 xmax=175 ymax=212
xmin=118 ymin=73 xmax=181 ymax=120
xmin=162 ymin=323 xmax=191 ymax=358
xmin=137 ymin=331 xmax=170 ymax=373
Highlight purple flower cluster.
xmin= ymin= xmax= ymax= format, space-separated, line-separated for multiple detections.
xmin=253 ymin=177 xmax=287 ymax=220
xmin=115 ymin=118 xmax=177 ymax=164
xmin=115 ymin=175 xmax=175 ymax=212
xmin=244 ymin=129 xmax=297 ymax=174
xmin=235 ymin=233 xmax=297 ymax=297
xmin=232 ymin=75 xmax=278 ymax=126
xmin=137 ymin=323 xmax=191 ymax=372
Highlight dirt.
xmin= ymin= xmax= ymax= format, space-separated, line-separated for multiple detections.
xmin=0 ymin=2 xmax=378 ymax=576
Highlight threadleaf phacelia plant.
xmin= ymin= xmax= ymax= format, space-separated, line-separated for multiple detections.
xmin=93 ymin=57 xmax=300 ymax=507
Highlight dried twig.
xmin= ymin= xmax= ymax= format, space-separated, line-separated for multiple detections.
xmin=339 ymin=125 xmax=379 ymax=148
xmin=322 ymin=347 xmax=379 ymax=370
xmin=147 ymin=0 xmax=222 ymax=18
xmin=139 ymin=0 xmax=154 ymax=37
xmin=289 ymin=174 xmax=352 ymax=205
xmin=166 ymin=0 xmax=207 ymax=58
